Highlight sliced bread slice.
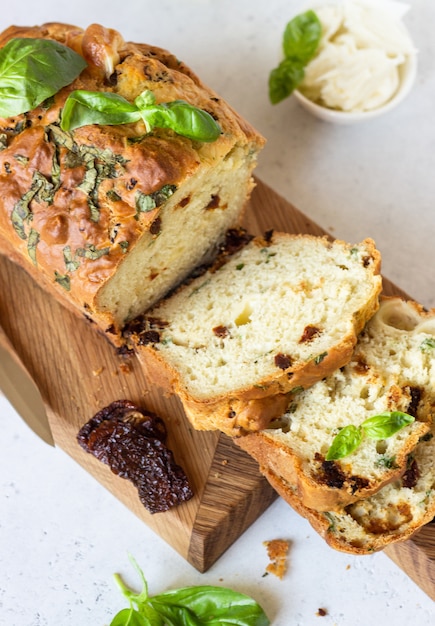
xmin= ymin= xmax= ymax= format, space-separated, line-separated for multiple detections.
xmin=128 ymin=231 xmax=382 ymax=435
xmin=237 ymin=298 xmax=435 ymax=510
xmin=263 ymin=418 xmax=435 ymax=554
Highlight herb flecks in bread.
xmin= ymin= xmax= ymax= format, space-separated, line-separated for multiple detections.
xmin=0 ymin=22 xmax=264 ymax=338
xmin=130 ymin=232 xmax=382 ymax=435
xmin=265 ymin=418 xmax=435 ymax=554
xmin=237 ymin=298 xmax=435 ymax=513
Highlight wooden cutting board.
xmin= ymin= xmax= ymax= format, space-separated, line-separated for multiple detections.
xmin=0 ymin=178 xmax=434 ymax=591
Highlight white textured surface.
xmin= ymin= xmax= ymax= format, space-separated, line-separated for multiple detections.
xmin=1 ymin=1 xmax=434 ymax=624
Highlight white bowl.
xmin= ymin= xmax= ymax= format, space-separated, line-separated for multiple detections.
xmin=293 ymin=52 xmax=417 ymax=125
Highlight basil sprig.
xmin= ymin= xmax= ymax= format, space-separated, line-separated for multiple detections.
xmin=0 ymin=38 xmax=87 ymax=118
xmin=110 ymin=557 xmax=270 ymax=626
xmin=269 ymin=10 xmax=322 ymax=104
xmin=60 ymin=89 xmax=221 ymax=142
xmin=326 ymin=411 xmax=415 ymax=461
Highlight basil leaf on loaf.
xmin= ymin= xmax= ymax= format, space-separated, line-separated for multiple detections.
xmin=0 ymin=38 xmax=86 ymax=117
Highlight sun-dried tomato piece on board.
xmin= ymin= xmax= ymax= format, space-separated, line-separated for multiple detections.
xmin=77 ymin=400 xmax=193 ymax=514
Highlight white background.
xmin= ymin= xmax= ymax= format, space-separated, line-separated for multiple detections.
xmin=1 ymin=1 xmax=434 ymax=625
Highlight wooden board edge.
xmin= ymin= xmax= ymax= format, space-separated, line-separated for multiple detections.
xmin=385 ymin=524 xmax=435 ymax=601
xmin=187 ymin=434 xmax=278 ymax=572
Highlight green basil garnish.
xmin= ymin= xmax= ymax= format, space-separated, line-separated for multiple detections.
xmin=62 ymin=90 xmax=140 ymax=129
xmin=110 ymin=556 xmax=270 ymax=626
xmin=326 ymin=424 xmax=362 ymax=461
xmin=0 ymin=38 xmax=86 ymax=118
xmin=76 ymin=243 xmax=110 ymax=260
xmin=326 ymin=411 xmax=415 ymax=461
xmin=269 ymin=10 xmax=322 ymax=104
xmin=54 ymin=271 xmax=71 ymax=291
xmin=60 ymin=89 xmax=221 ymax=142
xmin=27 ymin=228 xmax=40 ymax=265
xmin=63 ymin=245 xmax=80 ymax=272
xmin=361 ymin=411 xmax=416 ymax=439
xmin=135 ymin=184 xmax=176 ymax=218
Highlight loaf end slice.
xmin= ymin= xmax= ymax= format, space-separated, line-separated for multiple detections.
xmin=131 ymin=232 xmax=382 ymax=435
xmin=0 ymin=23 xmax=264 ymax=340
xmin=237 ymin=298 xmax=435 ymax=509
xmin=263 ymin=416 xmax=435 ymax=554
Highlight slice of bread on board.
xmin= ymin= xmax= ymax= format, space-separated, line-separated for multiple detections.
xmin=129 ymin=231 xmax=382 ymax=435
xmin=263 ymin=416 xmax=435 ymax=554
xmin=236 ymin=298 xmax=435 ymax=509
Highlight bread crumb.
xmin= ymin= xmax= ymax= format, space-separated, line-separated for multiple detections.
xmin=263 ymin=539 xmax=290 ymax=579
xmin=316 ymin=607 xmax=328 ymax=616
xmin=222 ymin=459 xmax=228 ymax=466
xmin=92 ymin=367 xmax=104 ymax=376
xmin=346 ymin=564 xmax=351 ymax=570
xmin=119 ymin=361 xmax=132 ymax=374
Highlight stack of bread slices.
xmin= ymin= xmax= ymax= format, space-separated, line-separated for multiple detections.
xmin=128 ymin=231 xmax=435 ymax=555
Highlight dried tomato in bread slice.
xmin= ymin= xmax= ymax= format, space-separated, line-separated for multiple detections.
xmin=237 ymin=298 xmax=435 ymax=510
xmin=128 ymin=231 xmax=382 ymax=435
xmin=263 ymin=417 xmax=435 ymax=554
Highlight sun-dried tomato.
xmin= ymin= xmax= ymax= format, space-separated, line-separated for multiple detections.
xmin=77 ymin=400 xmax=193 ymax=514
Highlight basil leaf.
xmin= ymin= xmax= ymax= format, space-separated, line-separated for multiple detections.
xmin=282 ymin=10 xmax=322 ymax=63
xmin=361 ymin=411 xmax=415 ymax=440
xmin=150 ymin=586 xmax=270 ymax=626
xmin=27 ymin=227 xmax=40 ymax=265
xmin=268 ymin=10 xmax=322 ymax=104
xmin=54 ymin=270 xmax=71 ymax=291
xmin=112 ymin=558 xmax=269 ymax=626
xmin=326 ymin=412 xmax=415 ymax=460
xmin=76 ymin=243 xmax=110 ymax=260
xmin=110 ymin=608 xmax=152 ymax=626
xmin=139 ymin=99 xmax=221 ymax=142
xmin=325 ymin=425 xmax=362 ymax=461
xmin=135 ymin=184 xmax=177 ymax=218
xmin=63 ymin=245 xmax=80 ymax=272
xmin=0 ymin=38 xmax=87 ymax=117
xmin=60 ymin=88 xmax=221 ymax=142
xmin=61 ymin=90 xmax=141 ymax=131
xmin=269 ymin=58 xmax=305 ymax=105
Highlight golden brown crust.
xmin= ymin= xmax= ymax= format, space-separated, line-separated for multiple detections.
xmin=0 ymin=22 xmax=264 ymax=334
xmin=263 ymin=466 xmax=433 ymax=555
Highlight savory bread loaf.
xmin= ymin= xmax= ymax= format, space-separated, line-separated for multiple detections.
xmin=263 ymin=417 xmax=435 ymax=554
xmin=128 ymin=232 xmax=382 ymax=435
xmin=236 ymin=298 xmax=435 ymax=510
xmin=0 ymin=23 xmax=264 ymax=340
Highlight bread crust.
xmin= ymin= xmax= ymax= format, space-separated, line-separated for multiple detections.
xmin=263 ymin=451 xmax=435 ymax=555
xmin=0 ymin=23 xmax=264 ymax=336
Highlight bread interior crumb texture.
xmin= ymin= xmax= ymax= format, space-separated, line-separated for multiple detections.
xmin=98 ymin=145 xmax=254 ymax=326
xmin=148 ymin=236 xmax=381 ymax=398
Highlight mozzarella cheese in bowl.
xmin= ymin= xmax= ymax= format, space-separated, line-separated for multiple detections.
xmin=298 ymin=1 xmax=416 ymax=112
